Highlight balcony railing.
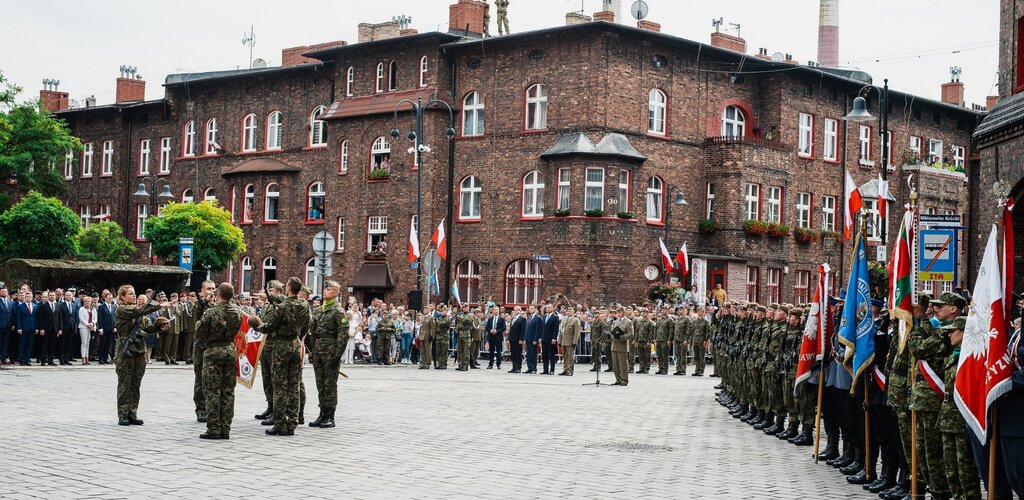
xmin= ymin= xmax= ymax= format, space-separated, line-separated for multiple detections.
xmin=704 ymin=135 xmax=788 ymax=151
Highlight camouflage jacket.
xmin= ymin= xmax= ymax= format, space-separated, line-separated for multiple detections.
xmin=311 ymin=301 xmax=346 ymax=356
xmin=115 ymin=301 xmax=162 ymax=355
xmin=908 ymin=321 xmax=951 ymax=412
xmin=456 ymin=313 xmax=474 ymax=339
xmin=785 ymin=324 xmax=803 ymax=376
xmin=673 ymin=316 xmax=691 ymax=344
xmin=756 ymin=320 xmax=772 ymax=368
xmin=261 ymin=296 xmax=311 ymax=342
xmin=938 ymin=348 xmax=965 ymax=433
xmin=636 ymin=319 xmax=656 ymax=342
xmin=765 ymin=320 xmax=784 ymax=374
xmin=691 ymin=318 xmax=711 ymax=344
xmin=886 ymin=324 xmax=911 ymax=409
xmin=435 ymin=316 xmax=452 ymax=341
xmin=655 ymin=317 xmax=675 ymax=342
xmin=590 ymin=319 xmax=609 ymax=343
xmin=195 ymin=302 xmax=243 ymax=348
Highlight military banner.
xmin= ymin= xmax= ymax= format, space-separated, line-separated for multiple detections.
xmin=234 ymin=315 xmax=266 ymax=388
xmin=795 ymin=263 xmax=831 ymax=390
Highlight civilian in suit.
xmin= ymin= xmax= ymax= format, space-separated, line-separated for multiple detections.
xmin=0 ymin=284 xmax=13 ymax=364
xmin=16 ymin=290 xmax=41 ymax=366
xmin=97 ymin=291 xmax=117 ymax=364
xmin=557 ymin=308 xmax=582 ymax=376
xmin=56 ymin=290 xmax=79 ymax=365
xmin=507 ymin=307 xmax=526 ymax=373
xmin=540 ymin=304 xmax=561 ymax=375
xmin=484 ymin=307 xmax=506 ymax=369
xmin=523 ymin=305 xmax=543 ymax=374
xmin=38 ymin=291 xmax=60 ymax=366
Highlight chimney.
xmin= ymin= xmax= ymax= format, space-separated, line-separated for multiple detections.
xmin=986 ymin=95 xmax=1000 ymax=110
xmin=941 ymin=67 xmax=965 ymax=106
xmin=115 ymin=66 xmax=145 ymax=103
xmin=783 ymin=53 xmax=797 ymax=65
xmin=593 ymin=10 xmax=615 ymax=22
xmin=638 ymin=20 xmax=661 ymax=32
xmin=85 ymin=95 xmax=97 ymax=108
xmin=282 ymin=40 xmax=347 ymax=66
xmin=358 ymin=21 xmax=401 ymax=43
xmin=755 ymin=48 xmax=771 ymax=61
xmin=400 ymin=29 xmax=419 ymax=36
xmin=600 ymin=0 xmax=622 ymax=23
xmin=39 ymin=79 xmax=69 ymax=113
xmin=448 ymin=0 xmax=487 ymax=36
xmin=816 ymin=0 xmax=839 ymax=67
xmin=710 ymin=32 xmax=746 ymax=53
xmin=566 ymin=12 xmax=592 ymax=25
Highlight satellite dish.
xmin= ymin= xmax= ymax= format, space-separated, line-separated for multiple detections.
xmin=631 ymin=0 xmax=649 ymax=21
xmin=771 ymin=52 xmax=785 ymax=62
xmin=252 ymin=58 xmax=268 ymax=69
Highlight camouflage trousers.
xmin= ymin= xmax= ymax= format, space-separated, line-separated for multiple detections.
xmin=202 ymin=345 xmax=236 ymax=435
xmin=591 ymin=341 xmax=603 ymax=371
xmin=915 ymin=410 xmax=950 ymax=496
xmin=942 ymin=431 xmax=982 ymax=500
xmin=750 ymin=367 xmax=763 ymax=408
xmin=192 ymin=343 xmax=206 ymax=415
xmin=259 ymin=347 xmax=305 ymax=412
xmin=893 ymin=407 xmax=918 ymax=482
xmin=797 ymin=381 xmax=817 ymax=426
xmin=434 ymin=336 xmax=450 ymax=368
xmin=375 ymin=334 xmax=391 ymax=363
xmin=675 ymin=343 xmax=688 ymax=374
xmin=785 ymin=373 xmax=800 ymax=424
xmin=114 ymin=351 xmax=146 ymax=417
xmin=457 ymin=336 xmax=471 ymax=368
xmin=636 ymin=341 xmax=651 ymax=372
xmin=312 ymin=352 xmax=338 ymax=408
xmin=693 ymin=342 xmax=707 ymax=374
xmin=269 ymin=339 xmax=302 ymax=432
xmin=764 ymin=370 xmax=780 ymax=413
xmin=655 ymin=341 xmax=669 ymax=373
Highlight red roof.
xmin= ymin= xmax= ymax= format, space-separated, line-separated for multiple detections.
xmin=322 ymin=88 xmax=457 ymax=120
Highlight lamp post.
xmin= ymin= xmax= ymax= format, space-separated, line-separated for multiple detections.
xmin=133 ymin=176 xmax=175 ymax=263
xmin=844 ymin=79 xmax=890 ymax=245
xmin=391 ymin=97 xmax=456 ymax=305
xmin=663 ymin=186 xmax=688 ymax=284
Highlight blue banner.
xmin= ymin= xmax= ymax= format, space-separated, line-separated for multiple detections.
xmin=838 ymin=234 xmax=876 ymax=390
xmin=178 ymin=242 xmax=194 ymax=272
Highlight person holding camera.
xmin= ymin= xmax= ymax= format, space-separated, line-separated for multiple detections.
xmin=113 ymin=285 xmax=165 ymax=426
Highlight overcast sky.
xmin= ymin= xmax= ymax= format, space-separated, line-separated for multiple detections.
xmin=2 ymin=0 xmax=999 ymax=107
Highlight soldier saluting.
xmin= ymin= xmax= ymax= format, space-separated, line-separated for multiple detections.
xmin=113 ymin=285 xmax=166 ymax=426
xmin=261 ymin=277 xmax=310 ymax=436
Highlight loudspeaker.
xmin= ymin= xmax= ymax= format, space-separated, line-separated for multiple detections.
xmin=407 ymin=290 xmax=423 ymax=311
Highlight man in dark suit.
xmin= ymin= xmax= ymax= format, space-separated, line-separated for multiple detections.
xmin=0 ymin=284 xmax=12 ymax=365
xmin=523 ymin=305 xmax=542 ymax=374
xmin=38 ymin=291 xmax=60 ymax=366
xmin=97 ymin=290 xmax=117 ymax=364
xmin=15 ymin=289 xmax=40 ymax=366
xmin=540 ymin=303 xmax=561 ymax=375
xmin=56 ymin=290 xmax=79 ymax=365
xmin=507 ymin=306 xmax=526 ymax=373
xmin=484 ymin=306 xmax=506 ymax=370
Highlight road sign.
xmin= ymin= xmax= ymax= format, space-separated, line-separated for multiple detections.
xmin=315 ymin=256 xmax=332 ymax=276
xmin=918 ymin=229 xmax=957 ymax=281
xmin=919 ymin=214 xmax=961 ymax=226
xmin=178 ymin=238 xmax=194 ymax=272
xmin=312 ymin=231 xmax=335 ymax=257
xmin=535 ymin=255 xmax=552 ymax=262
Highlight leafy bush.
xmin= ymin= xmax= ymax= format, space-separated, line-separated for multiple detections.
xmin=368 ymin=168 xmax=391 ymax=180
xmin=0 ymin=191 xmax=80 ymax=260
xmin=77 ymin=221 xmax=135 ymax=263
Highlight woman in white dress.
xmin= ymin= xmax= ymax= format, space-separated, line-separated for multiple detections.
xmin=343 ymin=307 xmax=361 ymax=364
xmin=77 ymin=296 xmax=97 ymax=365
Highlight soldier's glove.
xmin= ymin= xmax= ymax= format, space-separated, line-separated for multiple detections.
xmin=330 ymin=356 xmax=341 ymax=370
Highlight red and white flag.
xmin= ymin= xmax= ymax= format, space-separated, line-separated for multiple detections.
xmin=844 ymin=170 xmax=863 ymax=240
xmin=431 ymin=219 xmax=447 ymax=260
xmin=795 ymin=263 xmax=831 ymax=390
xmin=955 ymin=223 xmax=1014 ymax=441
xmin=675 ymin=242 xmax=689 ymax=275
xmin=408 ymin=218 xmax=420 ymax=264
xmin=658 ymin=238 xmax=674 ymax=272
xmin=877 ymin=174 xmax=891 ymax=221
xmin=234 ymin=315 xmax=266 ymax=389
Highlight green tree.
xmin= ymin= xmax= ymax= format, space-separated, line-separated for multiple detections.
xmin=0 ymin=190 xmax=80 ymax=260
xmin=0 ymin=70 xmax=82 ymax=201
xmin=143 ymin=201 xmax=245 ymax=272
xmin=77 ymin=221 xmax=135 ymax=263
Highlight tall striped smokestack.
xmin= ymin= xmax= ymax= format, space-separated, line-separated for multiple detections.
xmin=817 ymin=0 xmax=839 ymax=67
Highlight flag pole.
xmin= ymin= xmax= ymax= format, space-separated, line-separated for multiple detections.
xmin=988 ymin=189 xmax=1010 ymax=500
xmin=908 ymin=175 xmax=920 ymax=499
xmin=988 ymin=408 xmax=998 ymax=500
xmin=812 ymin=357 xmax=825 ymax=463
xmin=864 ymin=373 xmax=873 ymax=481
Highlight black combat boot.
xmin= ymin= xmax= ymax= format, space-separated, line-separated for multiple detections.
xmin=748 ymin=410 xmax=765 ymax=427
xmin=196 ymin=411 xmax=208 ymax=423
xmin=764 ymin=414 xmax=783 ymax=434
xmin=308 ymin=408 xmax=325 ymax=427
xmin=777 ymin=421 xmax=799 ymax=440
xmin=817 ymin=434 xmax=839 ymax=461
xmin=118 ymin=416 xmax=130 ymax=426
xmin=255 ymin=404 xmax=272 ymax=420
xmin=261 ymin=416 xmax=274 ymax=426
xmin=320 ymin=408 xmax=336 ymax=428
xmin=793 ymin=428 xmax=814 ymax=446
xmin=127 ymin=413 xmax=144 ymax=425
xmin=739 ymin=407 xmax=756 ymax=422
xmin=868 ymin=445 xmax=897 ymax=493
xmin=754 ymin=412 xmax=774 ymax=430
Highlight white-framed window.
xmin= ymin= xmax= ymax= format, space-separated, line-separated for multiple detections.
xmin=101 ymin=140 xmax=113 ymax=175
xmin=266 ymin=111 xmax=283 ymax=150
xmin=794 ymin=270 xmax=811 ymax=304
xmin=346 ymin=67 xmax=354 ymax=97
xmin=305 ymin=258 xmax=324 ymax=296
xmin=585 ymin=168 xmax=605 ymax=212
xmin=97 ymin=204 xmax=111 ymax=221
xmin=521 ymin=170 xmax=545 ymax=218
xmin=504 ymin=259 xmax=544 ymax=306
xmin=617 ymin=169 xmax=630 ymax=212
xmin=375 ymin=62 xmax=385 ymax=93
xmin=459 ymin=176 xmax=482 ymax=220
xmin=456 ymin=259 xmax=480 ymax=305
xmin=859 ymin=125 xmax=872 ymax=164
xmin=823 ymin=118 xmax=837 ymax=161
xmin=865 ymin=198 xmax=881 ymax=240
xmin=929 ymin=139 xmax=944 ymax=165
xmin=796 ymin=192 xmax=811 ymax=228
xmin=745 ymin=266 xmax=759 ymax=303
xmin=909 ymin=136 xmax=922 ymax=159
xmin=952 ymin=145 xmax=965 ymax=168
xmin=525 ymin=84 xmax=548 ymax=130
xmin=309 ymin=106 xmax=326 ymax=146
xmin=242 ymin=184 xmax=255 ymax=223
xmin=798 ymin=113 xmax=813 ymax=157
xmin=371 ymin=136 xmax=390 ymax=171
xmin=388 ymin=60 xmax=397 ymax=91
xmin=336 ymin=217 xmax=346 ymax=251
xmin=159 ymin=137 xmax=171 ymax=173
xmin=135 ymin=204 xmax=148 ymax=240
xmin=82 ymin=142 xmax=93 ymax=177
xmin=721 ymin=105 xmax=745 ymax=137
xmin=645 ymin=176 xmax=663 ymax=223
xmin=338 ymin=140 xmax=349 ymax=174
xmin=462 ymin=92 xmax=484 ymax=137
xmin=744 ymin=183 xmax=760 ymax=220
xmin=138 ymin=139 xmax=150 ymax=175
xmin=262 ymin=257 xmax=277 ymax=285
xmin=181 ymin=188 xmax=194 ymax=203
xmin=204 ymin=187 xmax=217 ymax=203
xmin=418 ymin=56 xmax=428 ymax=87
xmin=766 ymin=268 xmax=781 ymax=304
xmin=242 ymin=114 xmax=257 ymax=152
xmin=240 ymin=256 xmax=252 ymax=293
xmin=183 ymin=121 xmax=196 ymax=157
xmin=647 ymin=89 xmax=667 ymax=136
xmin=556 ymin=168 xmax=571 ymax=211
xmin=822 ymin=196 xmax=836 ymax=231
xmin=307 ymin=182 xmax=325 ymax=221
xmin=64 ymin=150 xmax=74 ymax=179
xmin=80 ymin=206 xmax=92 ymax=228
xmin=766 ymin=186 xmax=782 ymax=223
xmin=705 ymin=182 xmax=715 ymax=219
xmin=368 ymin=215 xmax=388 ymax=252
xmin=204 ymin=118 xmax=219 ymax=155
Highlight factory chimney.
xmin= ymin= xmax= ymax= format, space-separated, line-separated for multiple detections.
xmin=817 ymin=0 xmax=839 ymax=67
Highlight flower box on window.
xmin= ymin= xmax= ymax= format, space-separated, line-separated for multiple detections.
xmin=767 ymin=222 xmax=790 ymax=238
xmin=584 ymin=208 xmax=604 ymax=217
xmin=698 ymin=218 xmax=718 ymax=234
xmin=364 ymin=251 xmax=387 ymax=261
xmin=742 ymin=219 xmax=769 ymax=236
xmin=820 ymin=229 xmax=843 ymax=242
xmin=794 ymin=227 xmax=819 ymax=244
xmin=553 ymin=208 xmax=570 ymax=217
xmin=368 ymin=168 xmax=391 ymax=181
xmin=616 ymin=211 xmax=634 ymax=220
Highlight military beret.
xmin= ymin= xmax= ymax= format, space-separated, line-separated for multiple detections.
xmin=768 ymin=303 xmax=780 ymax=310
xmin=930 ymin=292 xmax=966 ymax=309
xmin=324 ymin=280 xmax=341 ymax=289
xmin=267 ymin=280 xmax=285 ymax=289
xmin=779 ymin=304 xmax=791 ymax=314
xmin=748 ymin=303 xmax=759 ymax=310
xmin=756 ymin=305 xmax=767 ymax=312
xmin=301 ymin=286 xmax=313 ymax=295
xmin=941 ymin=316 xmax=968 ymax=332
xmin=790 ymin=308 xmax=804 ymax=316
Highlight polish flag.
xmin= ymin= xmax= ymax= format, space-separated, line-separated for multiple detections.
xmin=675 ymin=242 xmax=689 ymax=275
xmin=431 ymin=219 xmax=447 ymax=260
xmin=877 ymin=174 xmax=891 ymax=221
xmin=407 ymin=218 xmax=420 ymax=264
xmin=658 ymin=238 xmax=674 ymax=272
xmin=844 ymin=170 xmax=864 ymax=240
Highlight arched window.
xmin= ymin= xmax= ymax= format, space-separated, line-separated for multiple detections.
xmin=388 ymin=60 xmax=398 ymax=91
xmin=240 ymin=256 xmax=252 ymax=292
xmin=375 ymin=62 xmax=385 ymax=93
xmin=204 ymin=118 xmax=219 ymax=155
xmin=525 ymin=84 xmax=548 ymax=130
xmin=338 ymin=140 xmax=349 ymax=174
xmin=264 ymin=183 xmax=279 ymax=222
xmin=504 ymin=259 xmax=544 ymax=306
xmin=648 ymin=89 xmax=667 ymax=136
xmin=305 ymin=257 xmax=323 ymax=295
xmin=721 ymin=105 xmax=745 ymax=138
xmin=266 ymin=111 xmax=283 ymax=150
xmin=309 ymin=106 xmax=326 ymax=146
xmin=181 ymin=188 xmax=194 ymax=203
xmin=456 ymin=259 xmax=481 ymax=305
xmin=262 ymin=257 xmax=277 ymax=285
xmin=242 ymin=113 xmax=257 ymax=152
xmin=204 ymin=187 xmax=217 ymax=204
xmin=182 ymin=120 xmax=196 ymax=156
xmin=462 ymin=92 xmax=484 ymax=137
xmin=307 ymin=182 xmax=325 ymax=222
xmin=242 ymin=184 xmax=255 ymax=223
xmin=346 ymin=67 xmax=354 ymax=97
xmin=521 ymin=170 xmax=545 ymax=218
xmin=459 ymin=176 xmax=482 ymax=221
xmin=419 ymin=56 xmax=428 ymax=87
xmin=371 ymin=136 xmax=391 ymax=171
xmin=646 ymin=176 xmax=664 ymax=223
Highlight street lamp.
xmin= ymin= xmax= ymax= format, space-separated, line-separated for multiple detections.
xmin=663 ymin=186 xmax=688 ymax=283
xmin=844 ymin=79 xmax=890 ymax=244
xmin=391 ymin=97 xmax=456 ymax=305
xmin=133 ymin=176 xmax=175 ymax=215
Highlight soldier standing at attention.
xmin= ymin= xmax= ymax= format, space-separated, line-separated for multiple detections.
xmin=654 ymin=308 xmax=674 ymax=375
xmin=191 ymin=280 xmax=216 ymax=423
xmin=495 ymin=0 xmax=510 ymax=35
xmin=557 ymin=309 xmax=581 ymax=376
xmin=632 ymin=310 xmax=652 ymax=374
xmin=418 ymin=305 xmax=436 ymax=369
xmin=113 ymin=285 xmax=164 ymax=426
xmin=470 ymin=307 xmax=483 ymax=369
xmin=939 ymin=317 xmax=982 ymax=500
xmin=456 ymin=305 xmax=474 ymax=371
xmin=691 ymin=307 xmax=711 ymax=376
xmin=308 ymin=280 xmax=346 ymax=429
xmin=673 ymin=306 xmax=691 ymax=375
xmin=196 ymin=283 xmax=248 ymax=440
xmin=609 ymin=307 xmax=635 ymax=386
xmin=163 ymin=293 xmax=181 ymax=365
xmin=255 ymin=280 xmax=284 ymax=423
xmin=434 ymin=305 xmax=452 ymax=369
xmin=179 ymin=293 xmax=196 ymax=364
xmin=262 ymin=277 xmax=310 ymax=436
xmin=589 ymin=308 xmax=608 ymax=372
xmin=375 ymin=311 xmax=396 ymax=365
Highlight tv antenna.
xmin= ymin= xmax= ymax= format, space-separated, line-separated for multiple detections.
xmin=393 ymin=15 xmax=412 ymax=30
xmin=729 ymin=22 xmax=741 ymax=37
xmin=242 ymin=26 xmax=256 ymax=69
xmin=712 ymin=17 xmax=724 ymax=32
xmin=950 ymin=66 xmax=962 ymax=82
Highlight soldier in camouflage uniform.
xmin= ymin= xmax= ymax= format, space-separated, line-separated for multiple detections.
xmin=654 ymin=308 xmax=674 ymax=375
xmin=748 ymin=304 xmax=775 ymax=427
xmin=589 ymin=308 xmax=608 ymax=372
xmin=261 ymin=277 xmax=310 ymax=436
xmin=196 ymin=283 xmax=246 ymax=440
xmin=114 ymin=285 xmax=164 ymax=426
xmin=633 ymin=310 xmax=654 ymax=374
xmin=255 ymin=280 xmax=284 ymax=422
xmin=939 ymin=317 xmax=982 ymax=500
xmin=434 ymin=305 xmax=452 ymax=369
xmin=741 ymin=305 xmax=767 ymax=422
xmin=309 ymin=280 xmax=346 ymax=429
xmin=191 ymin=280 xmax=217 ymax=423
xmin=673 ymin=306 xmax=691 ymax=375
xmin=691 ymin=307 xmax=711 ymax=376
xmin=456 ymin=305 xmax=474 ymax=371
xmin=789 ymin=307 xmax=815 ymax=445
xmin=419 ymin=306 xmax=436 ymax=369
xmin=758 ymin=305 xmax=785 ymax=432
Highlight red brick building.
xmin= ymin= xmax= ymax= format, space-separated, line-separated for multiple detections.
xmin=47 ymin=1 xmax=984 ymax=306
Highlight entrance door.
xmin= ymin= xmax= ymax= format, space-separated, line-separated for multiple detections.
xmin=707 ymin=260 xmax=727 ymax=295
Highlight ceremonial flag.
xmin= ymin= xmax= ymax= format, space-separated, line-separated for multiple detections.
xmin=658 ymin=238 xmax=674 ymax=272
xmin=838 ymin=233 xmax=875 ymax=390
xmin=795 ymin=263 xmax=832 ymax=390
xmin=431 ymin=219 xmax=447 ymax=260
xmin=888 ymin=207 xmax=915 ymax=352
xmin=675 ymin=242 xmax=689 ymax=275
xmin=451 ymin=283 xmax=462 ymax=306
xmin=955 ymin=224 xmax=1014 ymax=441
xmin=234 ymin=315 xmax=266 ymax=389
xmin=408 ymin=217 xmax=420 ymax=264
xmin=843 ymin=170 xmax=863 ymax=240
xmin=877 ymin=174 xmax=891 ymax=221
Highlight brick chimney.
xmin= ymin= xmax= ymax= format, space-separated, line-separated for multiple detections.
xmin=39 ymin=79 xmax=68 ymax=113
xmin=638 ymin=20 xmax=661 ymax=32
xmin=710 ymin=32 xmax=746 ymax=53
xmin=448 ymin=0 xmax=487 ymax=35
xmin=986 ymin=95 xmax=999 ymax=110
xmin=400 ymin=29 xmax=419 ymax=36
xmin=593 ymin=10 xmax=615 ymax=22
xmin=282 ymin=40 xmax=347 ymax=66
xmin=115 ymin=78 xmax=145 ymax=102
xmin=755 ymin=48 xmax=771 ymax=61
xmin=358 ymin=21 xmax=401 ymax=43
xmin=566 ymin=12 xmax=592 ymax=25
xmin=941 ymin=80 xmax=965 ymax=107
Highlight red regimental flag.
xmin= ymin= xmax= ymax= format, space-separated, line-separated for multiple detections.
xmin=235 ymin=315 xmax=266 ymax=389
xmin=795 ymin=263 xmax=831 ymax=391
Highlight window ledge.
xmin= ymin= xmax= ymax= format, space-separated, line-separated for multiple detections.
xmin=81 ymin=174 xmax=93 ymax=178
xmin=236 ymin=150 xmax=262 ymax=156
xmin=199 ymin=153 xmax=220 ymax=159
xmin=240 ymin=221 xmax=253 ymax=226
xmin=156 ymin=172 xmax=171 ymax=176
xmin=263 ymin=220 xmax=279 ymax=225
xmin=458 ymin=134 xmax=486 ymax=141
xmin=859 ymin=159 xmax=876 ymax=168
xmin=133 ymin=238 xmax=147 ymax=243
xmin=519 ymin=216 xmax=544 ymax=222
xmin=265 ymin=147 xmax=283 ymax=152
xmin=304 ymin=145 xmax=329 ymax=151
xmin=646 ymin=220 xmax=666 ymax=227
xmin=305 ymin=219 xmax=326 ymax=225
xmin=366 ymin=178 xmax=391 ymax=184
xmin=547 ymin=215 xmax=640 ymax=223
xmin=176 ymin=155 xmax=197 ymax=161
xmin=521 ymin=129 xmax=548 ymax=135
xmin=797 ymin=153 xmax=814 ymax=160
xmin=646 ymin=133 xmax=670 ymax=141
xmin=456 ymin=218 xmax=482 ymax=224
xmin=823 ymin=158 xmax=840 ymax=164
xmin=334 ymin=250 xmax=345 ymax=255
xmin=100 ymin=173 xmax=113 ymax=178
